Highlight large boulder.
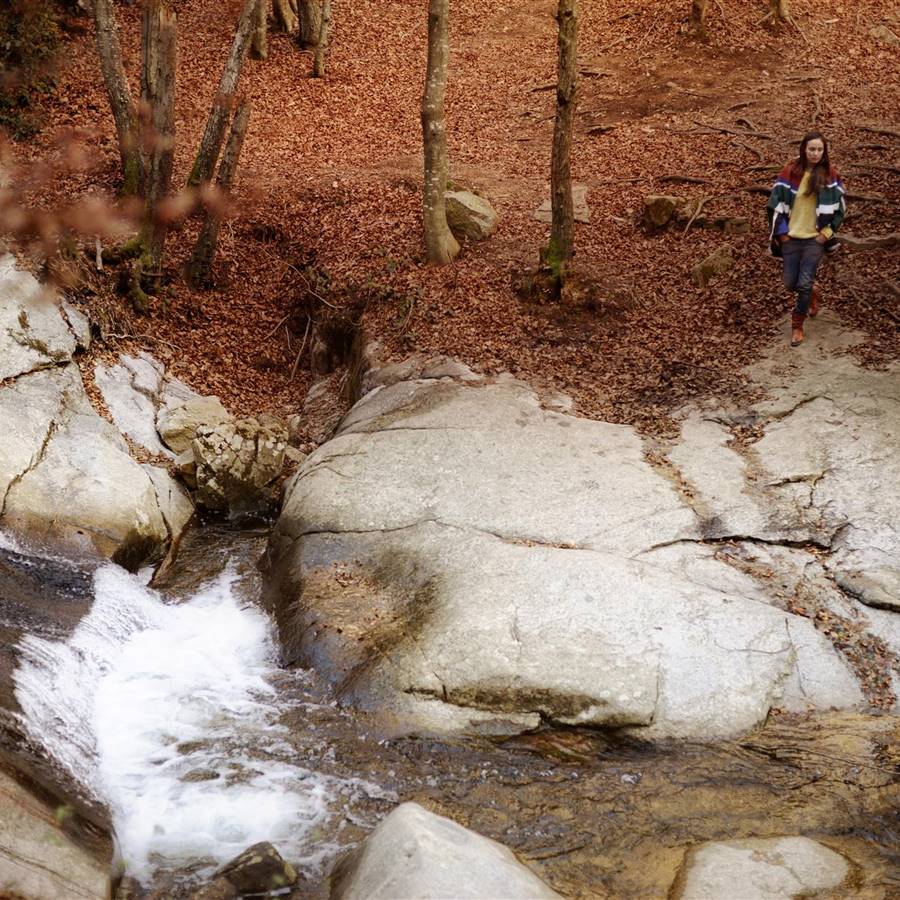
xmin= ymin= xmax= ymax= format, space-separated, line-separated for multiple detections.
xmin=157 ymin=394 xmax=232 ymax=455
xmin=330 ymin=803 xmax=559 ymax=899
xmin=444 ymin=190 xmax=498 ymax=242
xmin=268 ymin=367 xmax=865 ymax=738
xmin=191 ymin=417 xmax=288 ymax=517
xmin=0 ymin=365 xmax=191 ymax=567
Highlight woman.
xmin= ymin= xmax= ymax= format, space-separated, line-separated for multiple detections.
xmin=767 ymin=132 xmax=846 ymax=346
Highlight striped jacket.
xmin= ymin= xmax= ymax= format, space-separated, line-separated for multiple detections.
xmin=766 ymin=163 xmax=846 ymax=257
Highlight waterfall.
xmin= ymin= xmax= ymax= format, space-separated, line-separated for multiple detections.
xmin=13 ymin=561 xmax=386 ymax=884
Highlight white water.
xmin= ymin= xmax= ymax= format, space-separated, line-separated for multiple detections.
xmin=13 ymin=562 xmax=389 ymax=884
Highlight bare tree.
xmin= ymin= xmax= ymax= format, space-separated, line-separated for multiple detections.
xmin=187 ymin=102 xmax=251 ymax=288
xmin=188 ymin=0 xmax=257 ymax=187
xmin=542 ymin=0 xmax=577 ymax=289
xmin=298 ymin=0 xmax=322 ymax=47
xmin=251 ymin=0 xmax=268 ymax=60
xmin=273 ymin=0 xmax=298 ymax=34
xmin=690 ymin=0 xmax=708 ymax=31
xmin=139 ymin=0 xmax=176 ymax=279
xmin=762 ymin=0 xmax=791 ymax=23
xmin=421 ymin=0 xmax=459 ymax=266
xmin=92 ymin=0 xmax=141 ymax=194
xmin=312 ymin=0 xmax=332 ymax=77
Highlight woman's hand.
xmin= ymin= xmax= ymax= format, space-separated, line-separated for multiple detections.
xmin=815 ymin=233 xmax=828 ymax=244
xmin=778 ymin=234 xmax=790 ymax=245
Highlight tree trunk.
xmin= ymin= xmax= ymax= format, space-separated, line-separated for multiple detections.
xmin=690 ymin=0 xmax=708 ymax=30
xmin=298 ymin=0 xmax=321 ymax=47
xmin=138 ymin=0 xmax=177 ymax=288
xmin=273 ymin=0 xmax=298 ymax=33
xmin=92 ymin=0 xmax=142 ymax=194
xmin=312 ymin=0 xmax=331 ymax=77
xmin=188 ymin=102 xmax=251 ymax=288
xmin=771 ymin=0 xmax=790 ymax=20
xmin=188 ymin=0 xmax=257 ymax=187
xmin=251 ymin=0 xmax=268 ymax=60
xmin=421 ymin=0 xmax=459 ymax=266
xmin=544 ymin=0 xmax=577 ymax=286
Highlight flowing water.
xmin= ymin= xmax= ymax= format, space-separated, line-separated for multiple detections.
xmin=3 ymin=524 xmax=900 ymax=897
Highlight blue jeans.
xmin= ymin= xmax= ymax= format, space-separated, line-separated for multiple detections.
xmin=781 ymin=237 xmax=824 ymax=316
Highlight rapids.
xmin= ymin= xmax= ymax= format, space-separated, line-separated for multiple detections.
xmin=3 ymin=524 xmax=899 ymax=897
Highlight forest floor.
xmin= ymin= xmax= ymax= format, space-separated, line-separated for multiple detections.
xmin=9 ymin=0 xmax=900 ymax=435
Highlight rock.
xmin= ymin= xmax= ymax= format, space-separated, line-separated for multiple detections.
xmin=870 ymin=24 xmax=899 ymax=44
xmin=270 ymin=317 xmax=900 ymax=735
xmin=0 ymin=768 xmax=111 ymax=900
xmin=302 ymin=372 xmax=349 ymax=445
xmin=61 ymin=300 xmax=91 ymax=350
xmin=444 ymin=190 xmax=498 ymax=242
xmin=642 ymin=194 xmax=687 ymax=228
xmin=675 ymin=836 xmax=849 ymax=899
xmin=0 ymin=365 xmax=176 ymax=567
xmin=189 ymin=876 xmax=239 ymax=900
xmin=0 ymin=253 xmax=75 ymax=380
xmin=157 ymin=395 xmax=232 ymax=455
xmin=192 ymin=417 xmax=287 ymax=517
xmin=330 ymin=803 xmax=559 ymax=899
xmin=691 ymin=245 xmax=733 ymax=288
xmin=94 ymin=356 xmax=172 ymax=457
xmin=533 ymin=184 xmax=590 ymax=224
xmin=175 ymin=448 xmax=198 ymax=487
xmin=269 ymin=376 xmax=842 ymax=739
xmin=285 ymin=446 xmax=307 ymax=464
xmin=215 ymin=841 xmax=297 ymax=896
xmin=143 ymin=465 xmax=194 ymax=539
xmin=361 ymin=354 xmax=481 ymax=395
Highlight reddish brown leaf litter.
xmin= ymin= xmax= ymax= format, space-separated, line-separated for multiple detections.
xmin=7 ymin=0 xmax=900 ymax=433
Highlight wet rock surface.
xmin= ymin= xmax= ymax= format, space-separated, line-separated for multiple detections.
xmin=3 ymin=526 xmax=899 ymax=899
xmin=0 ymin=767 xmax=111 ymax=900
xmin=269 ymin=313 xmax=900 ymax=737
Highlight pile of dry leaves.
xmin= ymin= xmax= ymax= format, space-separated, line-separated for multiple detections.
xmin=9 ymin=0 xmax=900 ymax=433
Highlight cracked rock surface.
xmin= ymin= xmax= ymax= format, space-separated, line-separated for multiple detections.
xmin=269 ymin=312 xmax=900 ymax=738
xmin=0 ymin=255 xmax=75 ymax=381
xmin=0 ymin=262 xmax=192 ymax=567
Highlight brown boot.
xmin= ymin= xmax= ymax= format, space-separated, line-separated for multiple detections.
xmin=809 ymin=284 xmax=820 ymax=318
xmin=791 ymin=312 xmax=805 ymax=347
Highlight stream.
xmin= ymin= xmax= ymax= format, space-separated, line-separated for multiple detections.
xmin=4 ymin=524 xmax=900 ymax=898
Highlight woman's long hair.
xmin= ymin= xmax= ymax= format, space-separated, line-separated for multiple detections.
xmin=790 ymin=131 xmax=832 ymax=196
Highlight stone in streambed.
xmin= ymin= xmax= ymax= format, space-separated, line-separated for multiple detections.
xmin=674 ymin=836 xmax=850 ymax=899
xmin=214 ymin=841 xmax=297 ymax=895
xmin=330 ymin=802 xmax=560 ymax=899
